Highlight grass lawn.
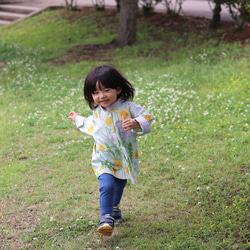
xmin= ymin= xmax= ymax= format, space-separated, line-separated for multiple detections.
xmin=0 ymin=7 xmax=249 ymax=249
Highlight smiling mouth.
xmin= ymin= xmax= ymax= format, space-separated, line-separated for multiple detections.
xmin=100 ymin=100 xmax=109 ymax=104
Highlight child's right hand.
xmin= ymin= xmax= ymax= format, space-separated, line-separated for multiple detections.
xmin=68 ymin=111 xmax=78 ymax=122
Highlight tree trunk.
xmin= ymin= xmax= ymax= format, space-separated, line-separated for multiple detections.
xmin=210 ymin=2 xmax=221 ymax=28
xmin=115 ymin=0 xmax=138 ymax=45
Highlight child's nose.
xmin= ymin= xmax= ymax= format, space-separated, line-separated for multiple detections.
xmin=100 ymin=91 xmax=106 ymax=97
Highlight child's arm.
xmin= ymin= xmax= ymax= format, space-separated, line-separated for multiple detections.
xmin=69 ymin=111 xmax=94 ymax=136
xmin=122 ymin=103 xmax=153 ymax=135
xmin=122 ymin=118 xmax=141 ymax=131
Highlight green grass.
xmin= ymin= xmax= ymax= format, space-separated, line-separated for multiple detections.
xmin=0 ymin=8 xmax=249 ymax=249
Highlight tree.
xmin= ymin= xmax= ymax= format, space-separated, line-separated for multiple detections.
xmin=162 ymin=0 xmax=185 ymax=17
xmin=210 ymin=0 xmax=222 ymax=28
xmin=225 ymin=0 xmax=250 ymax=29
xmin=114 ymin=0 xmax=139 ymax=45
xmin=65 ymin=0 xmax=77 ymax=11
xmin=209 ymin=0 xmax=250 ymax=29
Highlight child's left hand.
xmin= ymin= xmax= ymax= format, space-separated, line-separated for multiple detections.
xmin=69 ymin=111 xmax=78 ymax=122
xmin=122 ymin=119 xmax=141 ymax=131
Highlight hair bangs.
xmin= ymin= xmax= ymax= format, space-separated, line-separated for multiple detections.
xmin=96 ymin=70 xmax=118 ymax=90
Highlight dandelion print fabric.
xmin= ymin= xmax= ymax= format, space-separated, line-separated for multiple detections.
xmin=75 ymin=99 xmax=153 ymax=184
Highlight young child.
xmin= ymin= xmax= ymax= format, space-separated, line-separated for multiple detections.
xmin=68 ymin=65 xmax=153 ymax=236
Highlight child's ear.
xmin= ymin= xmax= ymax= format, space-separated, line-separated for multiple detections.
xmin=117 ymin=87 xmax=122 ymax=95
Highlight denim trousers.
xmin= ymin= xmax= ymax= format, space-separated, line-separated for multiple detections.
xmin=98 ymin=173 xmax=127 ymax=216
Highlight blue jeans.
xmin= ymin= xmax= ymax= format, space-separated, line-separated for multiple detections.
xmin=98 ymin=174 xmax=127 ymax=216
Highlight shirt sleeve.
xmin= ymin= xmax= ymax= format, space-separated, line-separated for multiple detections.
xmin=129 ymin=102 xmax=153 ymax=135
xmin=75 ymin=115 xmax=95 ymax=136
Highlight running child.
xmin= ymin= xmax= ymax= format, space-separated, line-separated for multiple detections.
xmin=68 ymin=65 xmax=153 ymax=236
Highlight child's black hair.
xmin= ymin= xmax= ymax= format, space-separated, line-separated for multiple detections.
xmin=84 ymin=65 xmax=135 ymax=109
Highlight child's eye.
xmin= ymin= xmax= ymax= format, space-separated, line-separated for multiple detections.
xmin=93 ymin=91 xmax=99 ymax=95
xmin=104 ymin=89 xmax=110 ymax=92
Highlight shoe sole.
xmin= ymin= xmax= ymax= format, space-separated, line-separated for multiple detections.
xmin=97 ymin=223 xmax=113 ymax=236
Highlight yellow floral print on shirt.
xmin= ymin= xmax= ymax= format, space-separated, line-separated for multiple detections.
xmin=125 ymin=166 xmax=130 ymax=174
xmin=119 ymin=109 xmax=130 ymax=120
xmin=87 ymin=124 xmax=95 ymax=134
xmin=98 ymin=144 xmax=106 ymax=151
xmin=105 ymin=116 xmax=113 ymax=126
xmin=134 ymin=149 xmax=139 ymax=159
xmin=144 ymin=114 xmax=152 ymax=122
xmin=114 ymin=159 xmax=122 ymax=168
xmin=108 ymin=108 xmax=116 ymax=113
xmin=135 ymin=173 xmax=139 ymax=182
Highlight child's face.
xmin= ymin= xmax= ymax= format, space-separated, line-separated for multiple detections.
xmin=92 ymin=83 xmax=121 ymax=110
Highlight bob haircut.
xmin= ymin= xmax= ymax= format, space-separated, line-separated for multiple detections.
xmin=84 ymin=65 xmax=135 ymax=109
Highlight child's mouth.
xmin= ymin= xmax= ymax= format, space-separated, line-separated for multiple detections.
xmin=100 ymin=100 xmax=109 ymax=104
